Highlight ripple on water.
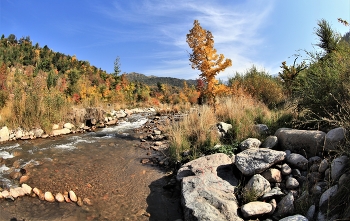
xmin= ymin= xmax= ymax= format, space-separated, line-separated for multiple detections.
xmin=0 ymin=150 xmax=14 ymax=159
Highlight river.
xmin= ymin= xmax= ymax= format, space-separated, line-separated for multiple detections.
xmin=0 ymin=114 xmax=183 ymax=221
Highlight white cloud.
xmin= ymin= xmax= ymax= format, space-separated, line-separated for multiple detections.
xmin=96 ymin=0 xmax=276 ymax=79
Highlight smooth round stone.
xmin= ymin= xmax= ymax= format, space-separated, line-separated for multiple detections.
xmin=45 ymin=192 xmax=55 ymax=202
xmin=19 ymin=175 xmax=30 ymax=184
xmin=69 ymin=190 xmax=77 ymax=202
xmin=55 ymin=192 xmax=65 ymax=202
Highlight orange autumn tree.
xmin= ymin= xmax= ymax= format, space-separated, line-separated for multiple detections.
xmin=186 ymin=20 xmax=232 ymax=110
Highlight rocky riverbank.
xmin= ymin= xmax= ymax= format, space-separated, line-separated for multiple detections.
xmin=176 ymin=126 xmax=349 ymax=221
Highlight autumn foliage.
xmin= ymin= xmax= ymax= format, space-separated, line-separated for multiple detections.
xmin=186 ymin=20 xmax=232 ymax=110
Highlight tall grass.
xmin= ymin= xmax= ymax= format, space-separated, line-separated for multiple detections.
xmin=165 ymin=95 xmax=293 ymax=163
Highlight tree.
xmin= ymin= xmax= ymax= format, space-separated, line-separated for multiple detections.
xmin=186 ymin=20 xmax=232 ymax=110
xmin=112 ymin=56 xmax=121 ymax=88
xmin=315 ymin=19 xmax=340 ymax=54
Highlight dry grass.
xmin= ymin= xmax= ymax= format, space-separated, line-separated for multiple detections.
xmin=166 ymin=105 xmax=219 ymax=162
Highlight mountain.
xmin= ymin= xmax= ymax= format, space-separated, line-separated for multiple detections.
xmin=125 ymin=72 xmax=197 ymax=88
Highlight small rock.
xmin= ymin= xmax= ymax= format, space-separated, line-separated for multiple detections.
xmin=77 ymin=197 xmax=83 ymax=206
xmin=279 ymin=214 xmax=308 ymax=221
xmin=45 ymin=192 xmax=55 ymax=202
xmin=286 ymin=153 xmax=308 ymax=170
xmin=281 ymin=163 xmax=292 ymax=175
xmin=239 ymin=138 xmax=261 ymax=151
xmin=10 ymin=171 xmax=22 ymax=180
xmin=241 ymin=201 xmax=273 ymax=218
xmin=19 ymin=175 xmax=29 ymax=184
xmin=261 ymin=168 xmax=282 ymax=183
xmin=83 ymin=197 xmax=93 ymax=206
xmin=331 ymin=156 xmax=348 ymax=182
xmin=318 ymin=159 xmax=329 ymax=173
xmin=286 ymin=177 xmax=299 ymax=189
xmin=306 ymin=205 xmax=315 ymax=221
xmin=10 ymin=188 xmax=20 ymax=198
xmin=55 ymin=193 xmax=65 ymax=202
xmin=64 ymin=191 xmax=71 ymax=202
xmin=69 ymin=190 xmax=77 ymax=202
xmin=141 ymin=159 xmax=150 ymax=164
xmin=261 ymin=136 xmax=278 ymax=149
xmin=1 ymin=190 xmax=10 ymax=198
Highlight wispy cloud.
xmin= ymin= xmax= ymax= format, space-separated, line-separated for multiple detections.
xmin=95 ymin=0 xmax=276 ymax=79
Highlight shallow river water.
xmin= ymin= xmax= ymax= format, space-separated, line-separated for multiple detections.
xmin=0 ymin=114 xmax=182 ymax=221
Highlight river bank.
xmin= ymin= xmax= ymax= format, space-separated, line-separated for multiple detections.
xmin=0 ymin=112 xmax=183 ymax=221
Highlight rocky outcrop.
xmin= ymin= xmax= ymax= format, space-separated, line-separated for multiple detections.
xmin=178 ymin=126 xmax=349 ymax=220
xmin=178 ymin=153 xmax=242 ymax=221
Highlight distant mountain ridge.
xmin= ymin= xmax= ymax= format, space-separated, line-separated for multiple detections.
xmin=125 ymin=72 xmax=197 ymax=88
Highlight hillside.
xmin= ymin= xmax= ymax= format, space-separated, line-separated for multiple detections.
xmin=125 ymin=72 xmax=197 ymax=88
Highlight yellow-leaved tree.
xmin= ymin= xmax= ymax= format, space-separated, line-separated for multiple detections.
xmin=186 ymin=20 xmax=232 ymax=111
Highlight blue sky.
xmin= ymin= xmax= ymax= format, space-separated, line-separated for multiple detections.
xmin=1 ymin=0 xmax=349 ymax=80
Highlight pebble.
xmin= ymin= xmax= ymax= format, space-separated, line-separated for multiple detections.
xmin=55 ymin=193 xmax=65 ymax=202
xmin=83 ymin=197 xmax=93 ymax=206
xmin=69 ymin=190 xmax=77 ymax=202
xmin=19 ymin=175 xmax=30 ymax=184
xmin=1 ymin=190 xmax=9 ymax=198
xmin=10 ymin=188 xmax=20 ymax=198
xmin=77 ymin=197 xmax=83 ymax=206
xmin=63 ymin=191 xmax=71 ymax=203
xmin=22 ymin=184 xmax=32 ymax=195
xmin=45 ymin=192 xmax=55 ymax=202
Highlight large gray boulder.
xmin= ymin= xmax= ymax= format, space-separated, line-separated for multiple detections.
xmin=178 ymin=153 xmax=242 ymax=220
xmin=181 ymin=173 xmax=242 ymax=221
xmin=235 ymin=148 xmax=286 ymax=176
xmin=324 ymin=127 xmax=347 ymax=151
xmin=177 ymin=153 xmax=234 ymax=182
xmin=275 ymin=128 xmax=325 ymax=157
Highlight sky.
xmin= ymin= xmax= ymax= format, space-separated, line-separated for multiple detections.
xmin=0 ymin=0 xmax=349 ymax=80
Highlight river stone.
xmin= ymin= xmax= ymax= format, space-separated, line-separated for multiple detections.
xmin=279 ymin=214 xmax=308 ymax=221
xmin=286 ymin=177 xmax=299 ymax=189
xmin=177 ymin=153 xmax=233 ymax=181
xmin=245 ymin=174 xmax=271 ymax=198
xmin=261 ymin=187 xmax=284 ymax=200
xmin=83 ymin=197 xmax=93 ymax=205
xmin=239 ymin=138 xmax=261 ymax=151
xmin=21 ymin=184 xmax=32 ymax=195
xmin=10 ymin=188 xmax=20 ymax=198
xmin=235 ymin=148 xmax=286 ymax=176
xmin=331 ymin=155 xmax=348 ymax=181
xmin=1 ymin=190 xmax=10 ymax=198
xmin=269 ymin=198 xmax=277 ymax=215
xmin=306 ymin=205 xmax=316 ymax=221
xmin=319 ymin=185 xmax=338 ymax=208
xmin=281 ymin=163 xmax=292 ymax=175
xmin=286 ymin=153 xmax=308 ymax=170
xmin=15 ymin=129 xmax=23 ymax=139
xmin=241 ymin=201 xmax=272 ymax=218
xmin=19 ymin=175 xmax=29 ymax=184
xmin=324 ymin=127 xmax=347 ymax=151
xmin=273 ymin=192 xmax=295 ymax=219
xmin=318 ymin=159 xmax=329 ymax=173
xmin=45 ymin=192 xmax=55 ymax=202
xmin=52 ymin=128 xmax=71 ymax=136
xmin=55 ymin=192 xmax=65 ymax=202
xmin=64 ymin=191 xmax=71 ymax=202
xmin=261 ymin=135 xmax=278 ymax=149
xmin=52 ymin=124 xmax=60 ymax=130
xmin=0 ymin=126 xmax=10 ymax=142
xmin=261 ymin=168 xmax=282 ymax=182
xmin=63 ymin=123 xmax=74 ymax=129
xmin=69 ymin=190 xmax=77 ymax=202
xmin=275 ymin=128 xmax=325 ymax=157
xmin=181 ymin=173 xmax=242 ymax=221
xmin=77 ymin=197 xmax=83 ymax=206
